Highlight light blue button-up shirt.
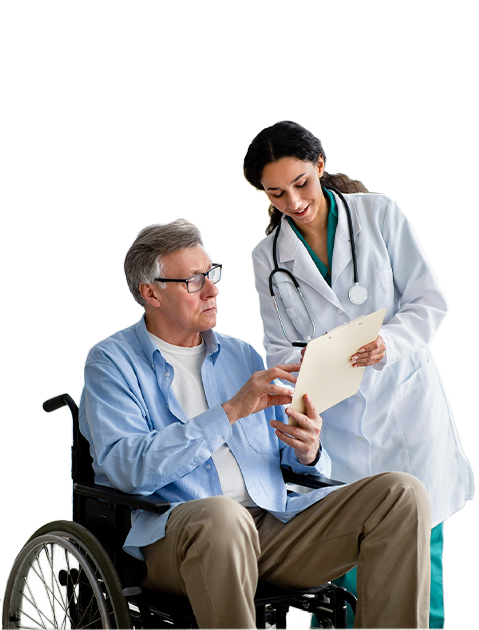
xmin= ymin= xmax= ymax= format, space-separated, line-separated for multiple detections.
xmin=79 ymin=316 xmax=335 ymax=560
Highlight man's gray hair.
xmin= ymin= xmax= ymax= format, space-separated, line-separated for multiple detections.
xmin=124 ymin=219 xmax=204 ymax=305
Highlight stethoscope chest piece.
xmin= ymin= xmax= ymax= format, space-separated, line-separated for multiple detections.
xmin=349 ymin=283 xmax=368 ymax=305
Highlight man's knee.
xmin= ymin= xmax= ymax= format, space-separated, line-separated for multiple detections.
xmin=380 ymin=471 xmax=429 ymax=502
xmin=373 ymin=471 xmax=431 ymax=521
xmin=143 ymin=497 xmax=260 ymax=601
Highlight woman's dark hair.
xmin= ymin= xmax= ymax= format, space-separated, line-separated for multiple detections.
xmin=243 ymin=121 xmax=369 ymax=234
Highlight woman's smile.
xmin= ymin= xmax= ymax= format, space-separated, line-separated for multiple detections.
xmin=291 ymin=204 xmax=310 ymax=217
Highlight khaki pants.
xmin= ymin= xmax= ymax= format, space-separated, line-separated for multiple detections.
xmin=143 ymin=472 xmax=431 ymax=628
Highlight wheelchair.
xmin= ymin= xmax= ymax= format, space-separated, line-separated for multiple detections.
xmin=2 ymin=393 xmax=356 ymax=629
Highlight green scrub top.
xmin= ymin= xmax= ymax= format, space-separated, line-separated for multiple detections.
xmin=287 ymin=187 xmax=338 ymax=286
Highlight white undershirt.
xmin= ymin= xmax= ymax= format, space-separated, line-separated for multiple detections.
xmin=149 ymin=332 xmax=255 ymax=506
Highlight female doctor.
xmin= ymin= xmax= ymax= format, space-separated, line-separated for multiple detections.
xmin=243 ymin=120 xmax=474 ymax=628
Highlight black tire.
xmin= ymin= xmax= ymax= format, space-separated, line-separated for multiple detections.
xmin=2 ymin=520 xmax=132 ymax=629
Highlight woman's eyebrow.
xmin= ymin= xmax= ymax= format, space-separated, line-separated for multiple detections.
xmin=266 ymin=172 xmax=307 ymax=190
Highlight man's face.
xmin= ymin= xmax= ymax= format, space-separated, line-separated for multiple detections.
xmin=150 ymin=245 xmax=218 ymax=347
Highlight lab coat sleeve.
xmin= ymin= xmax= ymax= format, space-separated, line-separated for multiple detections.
xmin=377 ymin=199 xmax=448 ymax=368
xmin=81 ymin=356 xmax=233 ymax=495
xmin=252 ymin=252 xmax=304 ymax=369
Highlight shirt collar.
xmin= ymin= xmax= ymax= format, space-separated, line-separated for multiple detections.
xmin=135 ymin=314 xmax=221 ymax=362
xmin=201 ymin=328 xmax=221 ymax=359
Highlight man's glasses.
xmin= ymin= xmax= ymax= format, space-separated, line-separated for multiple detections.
xmin=154 ymin=264 xmax=222 ymax=293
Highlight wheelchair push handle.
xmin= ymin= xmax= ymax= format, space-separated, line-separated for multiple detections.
xmin=43 ymin=393 xmax=78 ymax=414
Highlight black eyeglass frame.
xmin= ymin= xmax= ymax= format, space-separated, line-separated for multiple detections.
xmin=154 ymin=263 xmax=222 ymax=293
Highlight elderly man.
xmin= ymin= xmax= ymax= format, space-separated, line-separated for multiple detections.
xmin=80 ymin=219 xmax=431 ymax=628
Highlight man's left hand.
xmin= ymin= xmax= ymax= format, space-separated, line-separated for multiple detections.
xmin=270 ymin=394 xmax=322 ymax=466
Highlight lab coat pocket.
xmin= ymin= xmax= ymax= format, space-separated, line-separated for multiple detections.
xmin=377 ymin=267 xmax=395 ymax=315
xmin=394 ymin=360 xmax=441 ymax=445
xmin=378 ymin=267 xmax=393 ymax=284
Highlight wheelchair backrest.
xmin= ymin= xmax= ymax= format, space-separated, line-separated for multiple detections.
xmin=43 ymin=393 xmax=94 ymax=485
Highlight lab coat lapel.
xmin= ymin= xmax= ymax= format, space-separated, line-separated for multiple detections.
xmin=277 ymin=216 xmax=343 ymax=309
xmin=331 ymin=192 xmax=361 ymax=288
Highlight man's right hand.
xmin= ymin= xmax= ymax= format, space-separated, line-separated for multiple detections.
xmin=222 ymin=364 xmax=300 ymax=425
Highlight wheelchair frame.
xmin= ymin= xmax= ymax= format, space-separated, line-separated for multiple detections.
xmin=2 ymin=393 xmax=356 ymax=629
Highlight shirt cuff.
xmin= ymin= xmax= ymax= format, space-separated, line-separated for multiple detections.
xmin=307 ymin=442 xmax=322 ymax=466
xmin=195 ymin=404 xmax=232 ymax=453
xmin=296 ymin=442 xmax=322 ymax=467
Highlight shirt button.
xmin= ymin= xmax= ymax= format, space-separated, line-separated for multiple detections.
xmin=337 ymin=308 xmax=343 ymax=314
xmin=356 ymin=395 xmax=362 ymax=402
xmin=357 ymin=436 xmax=365 ymax=443
xmin=205 ymin=464 xmax=211 ymax=470
xmin=165 ymin=372 xmax=170 ymax=378
xmin=218 ymin=437 xmax=224 ymax=444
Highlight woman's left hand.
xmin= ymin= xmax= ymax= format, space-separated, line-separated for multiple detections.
xmin=351 ymin=335 xmax=386 ymax=367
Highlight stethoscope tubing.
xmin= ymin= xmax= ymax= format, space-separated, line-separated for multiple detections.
xmin=328 ymin=186 xmax=359 ymax=285
xmin=269 ymin=187 xmax=366 ymax=346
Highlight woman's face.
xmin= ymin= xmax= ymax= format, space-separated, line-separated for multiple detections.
xmin=260 ymin=157 xmax=326 ymax=226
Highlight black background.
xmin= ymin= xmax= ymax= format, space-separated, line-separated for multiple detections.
xmin=0 ymin=135 xmax=253 ymax=584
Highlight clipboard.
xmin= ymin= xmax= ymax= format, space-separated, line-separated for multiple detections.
xmin=290 ymin=308 xmax=386 ymax=418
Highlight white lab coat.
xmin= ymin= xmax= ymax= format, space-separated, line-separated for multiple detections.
xmin=252 ymin=191 xmax=474 ymax=527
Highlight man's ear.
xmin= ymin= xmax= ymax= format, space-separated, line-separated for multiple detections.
xmin=139 ymin=283 xmax=161 ymax=308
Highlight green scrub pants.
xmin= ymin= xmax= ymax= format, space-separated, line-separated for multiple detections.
xmin=311 ymin=523 xmax=444 ymax=628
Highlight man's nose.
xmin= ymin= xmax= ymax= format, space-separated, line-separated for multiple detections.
xmin=202 ymin=276 xmax=219 ymax=297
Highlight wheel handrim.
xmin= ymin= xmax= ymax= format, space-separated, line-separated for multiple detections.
xmin=6 ymin=533 xmax=113 ymax=629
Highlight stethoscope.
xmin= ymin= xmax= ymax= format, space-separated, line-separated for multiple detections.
xmin=268 ymin=187 xmax=368 ymax=347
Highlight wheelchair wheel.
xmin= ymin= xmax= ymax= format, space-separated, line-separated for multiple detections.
xmin=2 ymin=520 xmax=132 ymax=629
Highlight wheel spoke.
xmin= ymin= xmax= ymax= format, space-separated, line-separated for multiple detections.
xmin=44 ymin=543 xmax=61 ymax=628
xmin=23 ymin=567 xmax=73 ymax=630
xmin=22 ymin=577 xmax=50 ymax=628
xmin=26 ymin=563 xmax=71 ymax=627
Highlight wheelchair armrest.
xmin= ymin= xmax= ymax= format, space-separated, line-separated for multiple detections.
xmin=281 ymin=468 xmax=344 ymax=489
xmin=73 ymin=482 xmax=171 ymax=514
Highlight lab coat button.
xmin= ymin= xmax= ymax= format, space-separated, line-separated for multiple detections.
xmin=337 ymin=308 xmax=343 ymax=314
xmin=357 ymin=436 xmax=365 ymax=443
xmin=356 ymin=395 xmax=362 ymax=402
